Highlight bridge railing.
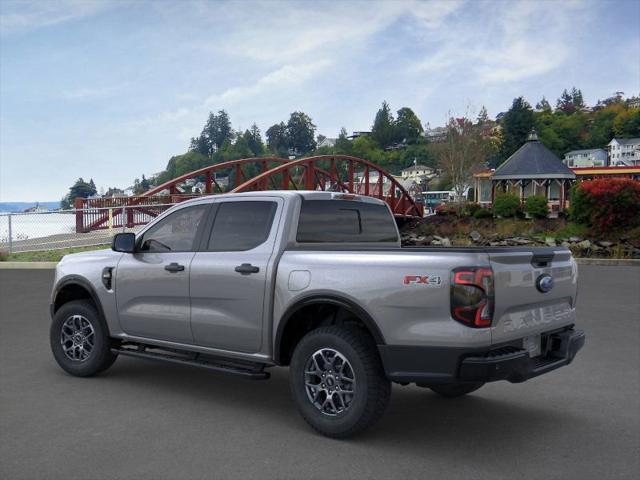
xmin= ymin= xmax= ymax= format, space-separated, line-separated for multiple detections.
xmin=74 ymin=195 xmax=198 ymax=233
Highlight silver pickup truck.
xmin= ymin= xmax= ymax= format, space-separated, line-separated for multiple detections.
xmin=50 ymin=191 xmax=585 ymax=437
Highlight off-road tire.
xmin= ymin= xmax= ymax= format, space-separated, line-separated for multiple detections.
xmin=289 ymin=325 xmax=391 ymax=438
xmin=429 ymin=382 xmax=484 ymax=398
xmin=50 ymin=300 xmax=118 ymax=377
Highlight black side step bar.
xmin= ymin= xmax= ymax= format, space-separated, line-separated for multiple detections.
xmin=111 ymin=346 xmax=270 ymax=380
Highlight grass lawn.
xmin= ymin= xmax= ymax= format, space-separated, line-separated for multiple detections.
xmin=1 ymin=244 xmax=110 ymax=262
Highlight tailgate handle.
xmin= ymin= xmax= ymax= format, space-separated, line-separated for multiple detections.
xmin=532 ymin=253 xmax=553 ymax=268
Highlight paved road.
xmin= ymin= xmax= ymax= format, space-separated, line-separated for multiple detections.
xmin=1 ymin=267 xmax=639 ymax=480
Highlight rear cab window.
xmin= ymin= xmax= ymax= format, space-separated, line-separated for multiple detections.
xmin=296 ymin=199 xmax=398 ymax=243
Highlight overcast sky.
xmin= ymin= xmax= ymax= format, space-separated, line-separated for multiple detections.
xmin=1 ymin=0 xmax=639 ymax=202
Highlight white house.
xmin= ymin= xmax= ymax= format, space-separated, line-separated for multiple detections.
xmin=563 ymin=148 xmax=608 ymax=168
xmin=401 ymin=164 xmax=435 ymax=182
xmin=317 ymin=137 xmax=337 ymax=148
xmin=608 ymin=138 xmax=640 ymax=166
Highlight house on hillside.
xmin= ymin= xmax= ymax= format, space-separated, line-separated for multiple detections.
xmin=473 ymin=130 xmax=576 ymax=216
xmin=563 ymin=148 xmax=608 ymax=168
xmin=317 ymin=137 xmax=337 ymax=148
xmin=608 ymin=138 xmax=640 ymax=166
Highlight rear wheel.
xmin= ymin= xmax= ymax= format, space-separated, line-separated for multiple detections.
xmin=50 ymin=300 xmax=118 ymax=377
xmin=429 ymin=382 xmax=484 ymax=398
xmin=289 ymin=325 xmax=390 ymax=438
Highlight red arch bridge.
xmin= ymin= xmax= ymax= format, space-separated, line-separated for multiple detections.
xmin=75 ymin=155 xmax=424 ymax=233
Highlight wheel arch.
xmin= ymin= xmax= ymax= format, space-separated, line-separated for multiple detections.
xmin=52 ymin=276 xmax=106 ymax=324
xmin=274 ymin=294 xmax=385 ymax=366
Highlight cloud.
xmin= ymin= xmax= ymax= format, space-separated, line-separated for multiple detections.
xmin=412 ymin=0 xmax=585 ymax=84
xmin=0 ymin=0 xmax=116 ymax=35
xmin=205 ymin=59 xmax=333 ymax=105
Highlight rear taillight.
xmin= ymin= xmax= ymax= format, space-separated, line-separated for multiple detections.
xmin=450 ymin=267 xmax=494 ymax=328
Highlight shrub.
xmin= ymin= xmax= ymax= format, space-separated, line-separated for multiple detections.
xmin=570 ymin=179 xmax=640 ymax=233
xmin=525 ymin=195 xmax=549 ymax=219
xmin=493 ymin=193 xmax=521 ymax=218
xmin=473 ymin=208 xmax=493 ymax=219
xmin=460 ymin=202 xmax=481 ymax=217
xmin=435 ymin=203 xmax=457 ymax=216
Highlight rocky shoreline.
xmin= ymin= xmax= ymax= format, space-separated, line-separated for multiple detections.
xmin=401 ymin=231 xmax=640 ymax=259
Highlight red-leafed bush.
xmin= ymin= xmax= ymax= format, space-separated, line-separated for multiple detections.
xmin=570 ymin=179 xmax=640 ymax=233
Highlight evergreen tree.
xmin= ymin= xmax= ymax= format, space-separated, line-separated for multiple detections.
xmin=556 ymin=89 xmax=576 ymax=114
xmin=200 ymin=110 xmax=233 ymax=155
xmin=335 ymin=127 xmax=352 ymax=154
xmin=371 ymin=101 xmax=395 ymax=148
xmin=243 ymin=123 xmax=264 ymax=156
xmin=535 ymin=97 xmax=552 ymax=113
xmin=499 ymin=97 xmax=535 ymax=163
xmin=477 ymin=106 xmax=490 ymax=124
xmin=571 ymin=87 xmax=585 ymax=110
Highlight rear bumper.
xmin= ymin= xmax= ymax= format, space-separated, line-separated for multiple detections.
xmin=379 ymin=327 xmax=585 ymax=384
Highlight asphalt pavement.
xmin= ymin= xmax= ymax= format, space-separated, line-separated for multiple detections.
xmin=1 ymin=266 xmax=639 ymax=480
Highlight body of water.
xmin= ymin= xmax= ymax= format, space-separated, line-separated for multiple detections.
xmin=0 ymin=212 xmax=76 ymax=243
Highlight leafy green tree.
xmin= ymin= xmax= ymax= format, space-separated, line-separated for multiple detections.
xmin=286 ymin=111 xmax=317 ymax=155
xmin=371 ymin=101 xmax=395 ymax=148
xmin=613 ymin=109 xmax=640 ymax=137
xmin=351 ymin=136 xmax=385 ymax=163
xmin=499 ymin=97 xmax=535 ymax=164
xmin=395 ymin=107 xmax=423 ymax=144
xmin=62 ymin=178 xmax=98 ymax=208
xmin=266 ymin=122 xmax=289 ymax=156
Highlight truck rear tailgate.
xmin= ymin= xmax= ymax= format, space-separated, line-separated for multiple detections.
xmin=488 ymin=248 xmax=577 ymax=346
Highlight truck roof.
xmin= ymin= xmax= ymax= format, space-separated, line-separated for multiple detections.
xmin=178 ymin=190 xmax=388 ymax=206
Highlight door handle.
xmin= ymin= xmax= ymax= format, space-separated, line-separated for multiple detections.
xmin=234 ymin=263 xmax=260 ymax=275
xmin=164 ymin=262 xmax=185 ymax=273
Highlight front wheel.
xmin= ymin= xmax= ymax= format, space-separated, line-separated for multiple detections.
xmin=50 ymin=300 xmax=118 ymax=377
xmin=289 ymin=325 xmax=391 ymax=438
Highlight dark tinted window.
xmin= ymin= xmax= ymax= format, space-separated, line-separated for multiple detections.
xmin=207 ymin=201 xmax=277 ymax=251
xmin=140 ymin=205 xmax=208 ymax=252
xmin=296 ymin=200 xmax=398 ymax=243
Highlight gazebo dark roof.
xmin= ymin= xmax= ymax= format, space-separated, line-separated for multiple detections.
xmin=493 ymin=131 xmax=576 ymax=180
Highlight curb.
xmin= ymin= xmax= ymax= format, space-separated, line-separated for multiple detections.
xmin=0 ymin=262 xmax=58 ymax=269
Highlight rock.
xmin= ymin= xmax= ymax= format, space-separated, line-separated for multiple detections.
xmin=545 ymin=237 xmax=556 ymax=246
xmin=469 ymin=230 xmax=482 ymax=242
xmin=513 ymin=237 xmax=533 ymax=245
xmin=441 ymin=237 xmax=451 ymax=247
xmin=561 ymin=241 xmax=571 ymax=248
xmin=577 ymin=240 xmax=591 ymax=249
xmin=569 ymin=236 xmax=582 ymax=243
xmin=597 ymin=241 xmax=614 ymax=248
xmin=431 ymin=240 xmax=442 ymax=246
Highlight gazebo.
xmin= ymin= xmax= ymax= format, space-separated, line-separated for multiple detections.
xmin=474 ymin=131 xmax=576 ymax=216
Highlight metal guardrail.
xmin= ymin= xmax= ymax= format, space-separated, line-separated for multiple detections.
xmin=0 ymin=204 xmax=175 ymax=253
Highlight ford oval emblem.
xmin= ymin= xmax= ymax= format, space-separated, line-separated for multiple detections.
xmin=536 ymin=274 xmax=554 ymax=293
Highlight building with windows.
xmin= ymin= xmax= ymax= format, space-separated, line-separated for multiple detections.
xmin=400 ymin=164 xmax=435 ymax=182
xmin=563 ymin=148 xmax=608 ymax=168
xmin=608 ymin=138 xmax=640 ymax=166
xmin=473 ymin=131 xmax=576 ymax=216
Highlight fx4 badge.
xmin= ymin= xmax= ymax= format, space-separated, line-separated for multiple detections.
xmin=403 ymin=275 xmax=442 ymax=286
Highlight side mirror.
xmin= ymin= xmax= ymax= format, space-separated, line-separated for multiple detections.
xmin=112 ymin=232 xmax=136 ymax=253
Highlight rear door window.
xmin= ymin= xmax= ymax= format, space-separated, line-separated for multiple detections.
xmin=296 ymin=200 xmax=398 ymax=243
